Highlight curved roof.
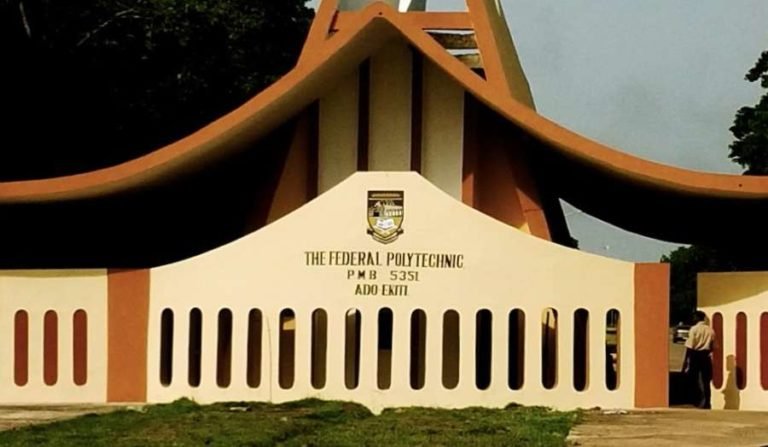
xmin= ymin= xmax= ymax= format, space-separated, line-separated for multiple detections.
xmin=0 ymin=2 xmax=765 ymax=245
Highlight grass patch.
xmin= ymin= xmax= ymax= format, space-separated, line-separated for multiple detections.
xmin=0 ymin=399 xmax=577 ymax=446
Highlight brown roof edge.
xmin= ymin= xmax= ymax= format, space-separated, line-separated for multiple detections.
xmin=0 ymin=2 xmax=766 ymax=203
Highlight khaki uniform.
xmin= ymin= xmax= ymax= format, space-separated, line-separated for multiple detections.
xmin=685 ymin=322 xmax=715 ymax=351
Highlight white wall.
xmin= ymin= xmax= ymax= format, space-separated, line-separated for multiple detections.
xmin=148 ymin=172 xmax=636 ymax=412
xmin=421 ymin=60 xmax=464 ymax=199
xmin=368 ymin=41 xmax=413 ymax=172
xmin=0 ymin=271 xmax=107 ymax=403
xmin=319 ymin=69 xmax=360 ymax=194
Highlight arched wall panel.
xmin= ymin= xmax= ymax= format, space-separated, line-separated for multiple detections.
xmin=700 ymin=272 xmax=768 ymax=411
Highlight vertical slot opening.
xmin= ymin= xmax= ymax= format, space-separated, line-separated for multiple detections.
xmin=712 ymin=312 xmax=724 ymax=389
xmin=475 ymin=309 xmax=492 ymax=390
xmin=542 ymin=308 xmax=558 ymax=389
xmin=311 ymin=309 xmax=328 ymax=389
xmin=761 ymin=313 xmax=768 ymax=391
xmin=14 ymin=310 xmax=28 ymax=386
xmin=378 ymin=308 xmax=393 ymax=390
xmin=736 ymin=312 xmax=747 ymax=390
xmin=442 ymin=310 xmax=460 ymax=389
xmin=44 ymin=310 xmax=58 ymax=386
xmin=73 ymin=310 xmax=88 ymax=386
xmin=160 ymin=309 xmax=174 ymax=386
xmin=508 ymin=309 xmax=525 ymax=390
xmin=217 ymin=309 xmax=233 ymax=388
xmin=188 ymin=308 xmax=202 ymax=387
xmin=410 ymin=309 xmax=427 ymax=390
xmin=345 ymin=309 xmax=362 ymax=389
xmin=246 ymin=309 xmax=262 ymax=388
xmin=279 ymin=309 xmax=296 ymax=389
xmin=573 ymin=309 xmax=589 ymax=391
xmin=605 ymin=309 xmax=620 ymax=390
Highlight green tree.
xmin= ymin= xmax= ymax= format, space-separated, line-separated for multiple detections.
xmin=729 ymin=50 xmax=768 ymax=174
xmin=0 ymin=0 xmax=313 ymax=180
xmin=662 ymin=49 xmax=768 ymax=323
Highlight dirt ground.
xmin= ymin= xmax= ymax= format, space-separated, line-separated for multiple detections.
xmin=0 ymin=405 xmax=122 ymax=431
xmin=567 ymin=409 xmax=768 ymax=447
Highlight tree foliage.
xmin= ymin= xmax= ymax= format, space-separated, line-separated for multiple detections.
xmin=663 ymin=49 xmax=768 ymax=323
xmin=0 ymin=0 xmax=313 ymax=180
xmin=729 ymin=50 xmax=768 ymax=174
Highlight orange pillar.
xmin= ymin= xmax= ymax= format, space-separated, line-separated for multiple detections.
xmin=107 ymin=269 xmax=150 ymax=402
xmin=463 ymin=95 xmax=551 ymax=239
xmin=634 ymin=262 xmax=669 ymax=408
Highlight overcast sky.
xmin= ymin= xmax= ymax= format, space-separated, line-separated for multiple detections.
xmin=308 ymin=0 xmax=768 ymax=261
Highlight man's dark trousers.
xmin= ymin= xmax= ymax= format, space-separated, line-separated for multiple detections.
xmin=689 ymin=350 xmax=712 ymax=409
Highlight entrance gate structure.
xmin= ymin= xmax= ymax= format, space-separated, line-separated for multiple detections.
xmin=0 ymin=0 xmax=765 ymax=410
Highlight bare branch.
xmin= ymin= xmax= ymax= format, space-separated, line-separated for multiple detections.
xmin=76 ymin=8 xmax=137 ymax=47
xmin=18 ymin=0 xmax=31 ymax=38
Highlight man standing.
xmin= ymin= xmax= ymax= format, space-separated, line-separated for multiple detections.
xmin=684 ymin=310 xmax=716 ymax=409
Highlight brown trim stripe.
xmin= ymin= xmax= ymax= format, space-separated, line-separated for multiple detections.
xmin=108 ymin=269 xmax=150 ymax=402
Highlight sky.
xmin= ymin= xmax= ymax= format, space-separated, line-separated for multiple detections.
xmin=308 ymin=0 xmax=768 ymax=262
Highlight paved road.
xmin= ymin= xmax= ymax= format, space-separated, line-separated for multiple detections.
xmin=568 ymin=409 xmax=768 ymax=447
xmin=669 ymin=336 xmax=686 ymax=372
xmin=0 ymin=405 xmax=122 ymax=431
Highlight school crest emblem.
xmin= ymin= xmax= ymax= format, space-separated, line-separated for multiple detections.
xmin=367 ymin=191 xmax=404 ymax=244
